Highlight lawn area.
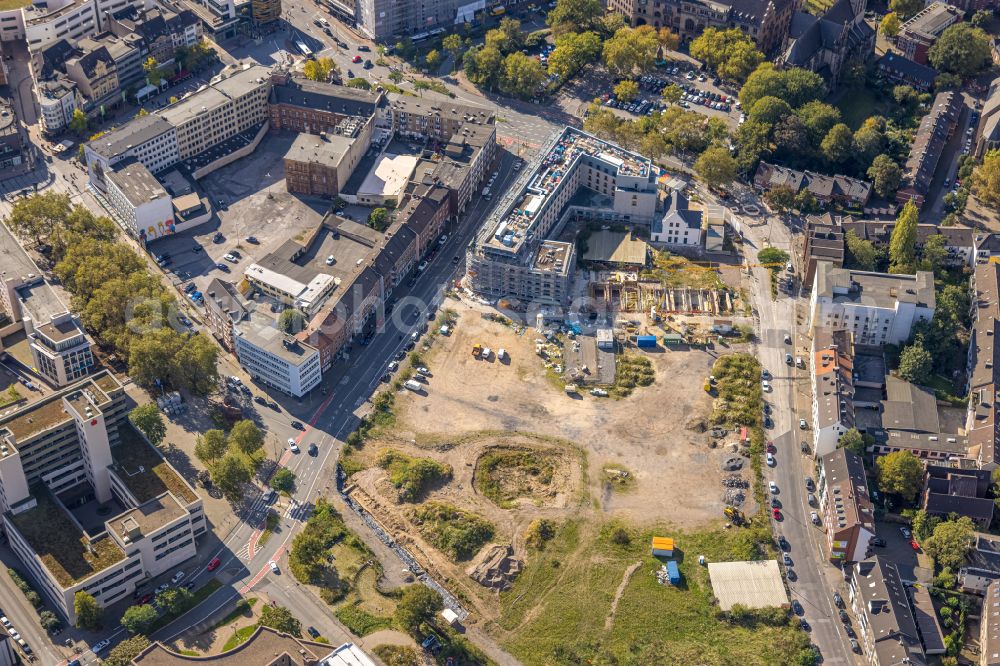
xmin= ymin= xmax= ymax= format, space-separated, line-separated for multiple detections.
xmin=148 ymin=579 xmax=223 ymax=633
xmin=642 ymin=251 xmax=725 ymax=290
xmin=803 ymin=0 xmax=833 ymax=14
xmin=499 ymin=520 xmax=811 ymax=665
xmin=114 ymin=423 xmax=197 ymax=503
xmin=0 ymin=0 xmax=29 ymax=10
xmin=837 ymin=86 xmax=880 ymax=130
xmin=222 ymin=624 xmax=257 ymax=651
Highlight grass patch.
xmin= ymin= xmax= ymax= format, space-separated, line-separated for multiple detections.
xmin=335 ymin=603 xmax=392 ymax=636
xmin=642 ymin=251 xmax=725 ymax=290
xmin=222 ymin=624 xmax=257 ymax=651
xmin=710 ymin=353 xmax=763 ymax=429
xmin=177 ymin=649 xmax=199 ymax=656
xmin=499 ymin=520 xmax=807 ymax=665
xmin=837 ymin=85 xmax=880 ymax=130
xmin=148 ymin=579 xmax=223 ymax=633
xmin=211 ymin=597 xmax=257 ymax=630
xmin=601 ymin=463 xmax=636 ymax=492
xmin=611 ymin=353 xmax=655 ymax=397
xmin=0 ymin=385 xmax=23 ymax=409
xmin=0 ymin=0 xmax=29 ymax=10
xmin=410 ymin=502 xmax=495 ymax=561
xmin=258 ymin=511 xmax=279 ymax=548
xmin=373 ymin=644 xmax=422 ymax=666
xmin=376 ymin=449 xmax=452 ymax=502
xmin=474 ymin=448 xmax=556 ymax=508
xmin=802 ymin=0 xmax=833 ymax=14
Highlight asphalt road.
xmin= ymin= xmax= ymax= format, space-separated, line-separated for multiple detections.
xmin=737 ymin=190 xmax=855 ymax=666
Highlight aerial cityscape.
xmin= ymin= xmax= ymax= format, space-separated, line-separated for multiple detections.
xmin=0 ymin=0 xmax=996 ymax=662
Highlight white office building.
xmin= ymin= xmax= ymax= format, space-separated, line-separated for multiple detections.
xmin=234 ymin=317 xmax=321 ymax=397
xmin=809 ymin=262 xmax=936 ymax=346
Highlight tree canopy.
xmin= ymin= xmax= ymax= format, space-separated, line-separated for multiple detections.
xmin=74 ymin=590 xmax=102 ymax=630
xmin=739 ymin=64 xmax=824 ymax=112
xmin=898 ymin=340 xmax=933 ymax=384
xmin=928 ymin=23 xmax=992 ymax=77
xmin=129 ymin=404 xmax=166 ymax=446
xmin=876 ymin=450 xmax=923 ymax=501
xmin=972 ymin=150 xmax=1000 ymax=209
xmin=546 ymin=0 xmax=603 ymax=35
xmin=121 ymin=604 xmax=157 ymax=634
xmin=602 ymin=26 xmax=659 ymax=78
xmin=259 ymin=604 xmax=301 ymax=635
xmin=925 ymin=516 xmax=974 ymax=570
xmin=694 ymin=145 xmax=737 ymax=189
xmin=547 ymin=31 xmax=601 ymax=80
xmin=689 ymin=28 xmax=763 ymax=83
xmin=394 ymin=585 xmax=443 ymax=635
xmin=102 ymin=636 xmax=151 ymax=666
xmin=868 ymin=154 xmax=903 ymax=198
xmin=889 ymin=200 xmax=919 ymax=274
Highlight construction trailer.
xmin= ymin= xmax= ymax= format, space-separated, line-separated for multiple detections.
xmin=667 ymin=560 xmax=681 ymax=585
xmin=636 ymin=335 xmax=657 ymax=349
xmin=651 ymin=536 xmax=675 ymax=558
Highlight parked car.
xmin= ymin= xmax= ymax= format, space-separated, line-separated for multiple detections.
xmin=291 ymin=421 xmax=304 ymax=430
xmin=307 ymin=626 xmax=321 ymax=638
xmin=834 ymin=592 xmax=843 ymax=608
xmin=207 ymin=557 xmax=221 ymax=571
xmin=839 ymin=609 xmax=850 ymax=624
xmin=769 ymin=481 xmax=778 ymax=493
xmin=766 ymin=452 xmax=775 ymax=466
xmin=870 ymin=537 xmax=886 ymax=547
xmin=288 ymin=440 xmax=300 ymax=453
xmin=772 ymin=507 xmax=781 ymax=520
xmin=783 ymin=553 xmax=792 ymax=566
xmin=899 ymin=527 xmax=911 ymax=539
xmin=171 ymin=570 xmax=185 ymax=584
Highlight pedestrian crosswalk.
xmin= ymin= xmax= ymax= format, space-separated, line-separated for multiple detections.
xmin=234 ymin=542 xmax=250 ymax=561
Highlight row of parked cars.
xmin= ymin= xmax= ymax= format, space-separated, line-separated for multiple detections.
xmin=0 ymin=614 xmax=33 ymax=657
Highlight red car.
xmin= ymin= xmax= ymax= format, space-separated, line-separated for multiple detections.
xmin=766 ymin=442 xmax=776 ymax=453
xmin=137 ymin=593 xmax=153 ymax=605
xmin=351 ymin=55 xmax=362 ymax=63
xmin=772 ymin=508 xmax=782 ymax=520
xmin=207 ymin=557 xmax=221 ymax=572
xmin=910 ymin=539 xmax=920 ymax=551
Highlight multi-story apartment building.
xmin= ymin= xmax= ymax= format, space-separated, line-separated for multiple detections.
xmin=0 ymin=377 xmax=204 ymax=622
xmin=897 ymin=2 xmax=962 ymax=65
xmin=847 ymin=557 xmax=927 ymax=665
xmin=78 ymin=32 xmax=143 ymax=89
xmin=284 ymin=131 xmax=371 ymax=198
xmin=234 ymin=315 xmax=321 ymax=397
xmin=817 ymin=448 xmax=875 ymax=562
xmin=968 ymin=260 xmax=1000 ymax=471
xmin=268 ymin=75 xmax=383 ymax=134
xmin=982 ymin=580 xmax=1000 ymax=666
xmin=109 ymin=6 xmax=202 ymax=69
xmin=810 ymin=328 xmax=855 ymax=456
xmin=809 ymin=262 xmax=936 ymax=346
xmin=0 ymin=98 xmax=32 ymax=180
xmin=802 ymin=213 xmax=846 ymax=289
xmin=650 ymin=190 xmax=703 ymax=247
xmin=842 ymin=219 xmax=974 ymax=267
xmin=469 ymin=127 xmax=658 ymax=305
xmin=606 ymin=0 xmax=795 ymax=55
xmin=37 ymin=77 xmax=81 ymax=134
xmin=204 ymin=278 xmax=250 ymax=351
xmin=753 ymin=161 xmax=872 ymax=209
xmin=64 ymin=43 xmax=119 ymax=109
xmin=898 ymin=91 xmax=961 ymax=208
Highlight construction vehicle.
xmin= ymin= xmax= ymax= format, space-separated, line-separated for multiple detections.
xmin=723 ymin=507 xmax=750 ymax=526
xmin=472 ymin=343 xmax=482 ymax=357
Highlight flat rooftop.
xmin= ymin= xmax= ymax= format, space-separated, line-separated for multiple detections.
xmin=237 ymin=312 xmax=318 ymax=366
xmin=89 ymin=113 xmax=174 ymax=160
xmin=7 ymin=489 xmax=125 ymax=587
xmin=16 ymin=280 xmax=69 ymax=326
xmin=708 ymin=560 xmax=789 ymax=610
xmin=114 ymin=424 xmax=198 ymax=504
xmin=36 ymin=316 xmax=85 ymax=344
xmin=484 ymin=126 xmax=652 ymax=255
xmin=357 ymin=153 xmax=417 ymax=199
xmin=814 ymin=263 xmax=935 ymax=310
xmin=133 ymin=626 xmax=325 ymax=665
xmin=285 ymin=133 xmax=354 ymax=167
xmin=582 ymin=230 xmax=648 ymax=266
xmin=532 ymin=240 xmax=573 ymax=274
xmin=114 ymin=492 xmax=186 ymax=538
xmin=107 ymin=161 xmax=169 ymax=207
xmin=902 ymin=1 xmax=961 ymax=38
xmin=0 ymin=220 xmax=42 ymax=282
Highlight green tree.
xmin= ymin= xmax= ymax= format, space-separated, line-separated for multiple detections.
xmin=394 ymin=585 xmax=443 ymax=634
xmin=763 ymin=184 xmax=796 ymax=213
xmin=172 ymin=333 xmax=219 ymax=396
xmin=277 ymin=308 xmax=305 ymax=333
xmin=602 ymin=26 xmax=659 ymax=78
xmin=614 ymin=80 xmax=639 ymax=103
xmin=38 ymin=610 xmax=61 ymax=632
xmin=270 ymin=467 xmax=296 ymax=493
xmin=463 ymin=46 xmax=504 ymax=90
xmin=735 ymin=119 xmax=772 ymax=171
xmin=102 ymin=636 xmax=151 ymax=666
xmin=820 ymin=123 xmax=854 ymax=165
xmin=546 ymin=0 xmax=603 ymax=35
xmin=547 ymin=31 xmax=601 ymax=80
xmin=229 ymin=420 xmax=264 ymax=456
xmin=758 ymin=247 xmax=790 ymax=268
xmin=971 ymin=9 xmax=992 ymax=27
xmin=889 ymin=0 xmax=923 ymax=20
xmin=881 ymin=12 xmax=901 ymax=37
xmin=689 ymin=28 xmax=763 ymax=83
xmin=367 ymin=207 xmax=389 ymax=231
xmin=424 ymin=49 xmax=442 ymax=70
xmin=911 ymin=509 xmax=941 ymax=541
xmin=898 ymin=340 xmax=933 ymax=384
xmin=868 ymin=154 xmax=903 ymax=198
xmin=929 ymin=23 xmax=992 ymax=77
xmin=694 ymin=145 xmax=737 ymax=189
xmin=129 ymin=404 xmax=166 ymax=446
xmin=853 ymin=117 xmax=885 ymax=161
xmin=211 ymin=452 xmax=252 ymax=501
xmin=485 ymin=18 xmax=524 ymax=53
xmin=121 ymin=604 xmax=158 ymax=634
xmin=876 ymin=450 xmax=923 ymax=501
xmin=748 ymin=96 xmax=792 ymax=126
xmin=74 ymin=590 xmax=102 ymax=630
xmin=838 ymin=428 xmax=867 ymax=456
xmin=797 ymin=100 xmax=841 ymax=144
xmin=7 ymin=191 xmax=74 ymax=247
xmin=70 ymin=108 xmax=88 ymax=135
xmin=794 ymin=189 xmax=819 ymax=214
xmin=889 ymin=200 xmax=919 ymax=274
xmin=501 ymin=52 xmax=547 ymax=98
xmin=845 ymin=230 xmax=879 ymax=271
xmin=442 ymin=34 xmax=463 ymax=65
xmin=739 ymin=64 xmax=824 ymax=111
xmin=972 ymin=150 xmax=1000 ymax=209
xmin=935 ymin=72 xmax=963 ymax=91
xmin=661 ymin=83 xmax=683 ymax=105
xmin=143 ymin=57 xmax=164 ymax=87
xmin=388 ymin=70 xmax=404 ymax=85
xmin=303 ymin=57 xmax=337 ymax=82
xmin=920 ymin=234 xmax=948 ymax=273
xmin=925 ymin=516 xmax=974 ymax=570
xmin=259 ymin=604 xmax=301 ymax=635
xmin=156 ymin=587 xmax=193 ymax=615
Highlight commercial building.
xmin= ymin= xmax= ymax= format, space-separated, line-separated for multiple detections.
xmin=268 ymin=75 xmax=383 ymax=135
xmin=809 ymin=262 xmax=935 ymax=345
xmin=203 ymin=278 xmax=250 ymax=351
xmin=898 ymin=91 xmax=962 ymax=208
xmin=848 ymin=557 xmax=927 ymax=665
xmin=779 ymin=0 xmax=874 ymax=91
xmin=753 ymin=161 xmax=872 ymax=208
xmin=469 ymin=127 xmax=658 ymax=305
xmin=606 ymin=0 xmax=796 ymax=55
xmin=0 ymin=375 xmax=204 ymax=622
xmin=284 ymin=132 xmax=370 ymax=198
xmin=103 ymin=160 xmax=176 ymax=242
xmin=810 ymin=328 xmax=855 ymax=456
xmin=898 ymin=2 xmax=962 ymax=65
xmin=0 ymin=98 xmax=32 ymax=180
xmin=37 ymin=77 xmax=81 ymax=134
xmin=234 ymin=313 xmax=321 ymax=397
xmin=817 ymin=448 xmax=875 ymax=562
xmin=922 ymin=464 xmax=994 ymax=528
xmin=0 ymin=221 xmax=95 ymax=388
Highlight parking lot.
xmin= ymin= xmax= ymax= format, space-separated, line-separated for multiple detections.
xmin=601 ymin=64 xmax=743 ymax=128
xmin=146 ymin=132 xmax=328 ymax=298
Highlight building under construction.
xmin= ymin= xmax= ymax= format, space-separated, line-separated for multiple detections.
xmin=251 ymin=0 xmax=281 ymax=24
xmin=589 ymin=271 xmax=736 ymax=314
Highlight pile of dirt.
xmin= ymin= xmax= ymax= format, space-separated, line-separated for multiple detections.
xmin=467 ymin=544 xmax=523 ymax=591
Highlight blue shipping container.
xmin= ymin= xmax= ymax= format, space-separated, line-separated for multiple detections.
xmin=667 ymin=560 xmax=680 ymax=584
xmin=636 ymin=335 xmax=657 ymax=348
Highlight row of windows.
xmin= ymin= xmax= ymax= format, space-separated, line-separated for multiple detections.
xmin=155 ymin=537 xmax=193 ymax=561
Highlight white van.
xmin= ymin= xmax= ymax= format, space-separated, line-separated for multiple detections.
xmin=795 ymin=357 xmax=804 ymax=368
